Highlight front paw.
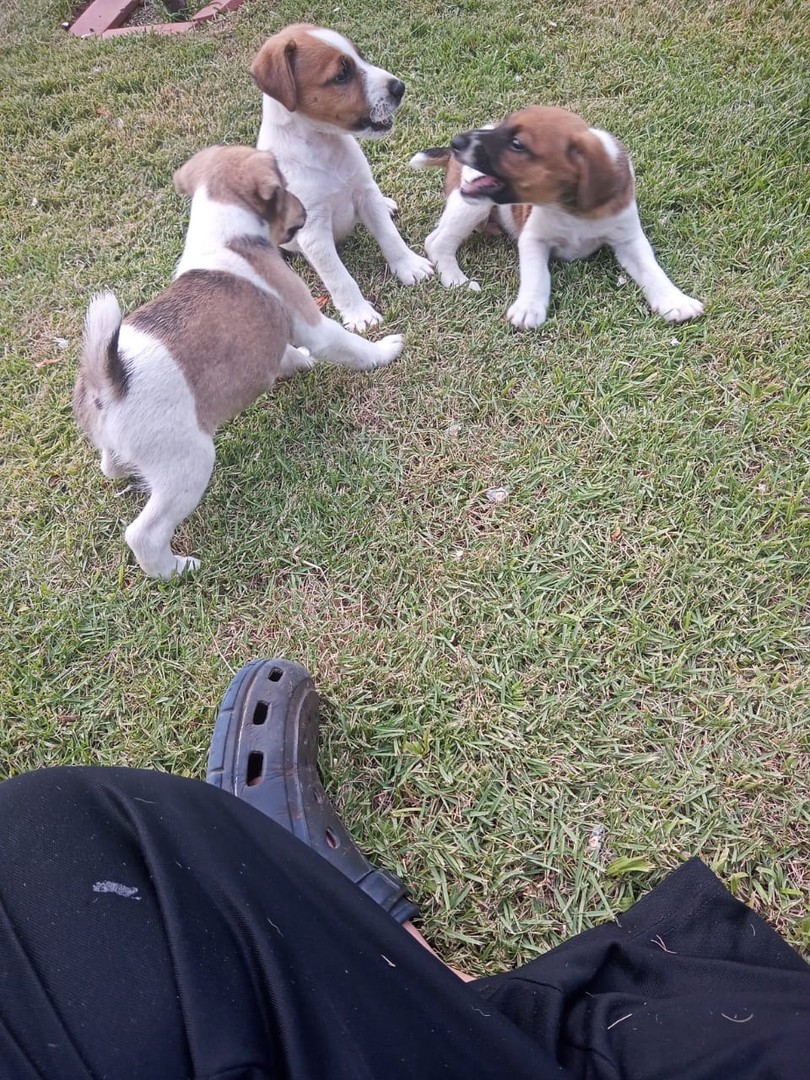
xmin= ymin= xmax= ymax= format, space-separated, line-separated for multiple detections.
xmin=342 ymin=302 xmax=383 ymax=334
xmin=370 ymin=333 xmax=404 ymax=368
xmin=506 ymin=297 xmax=548 ymax=329
xmin=390 ymin=251 xmax=434 ymax=286
xmin=650 ymin=290 xmax=705 ymax=323
xmin=382 ymin=196 xmax=398 ymax=217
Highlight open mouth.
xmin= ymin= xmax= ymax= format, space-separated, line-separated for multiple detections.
xmin=356 ymin=116 xmax=394 ymax=134
xmin=460 ymin=174 xmax=505 ymax=199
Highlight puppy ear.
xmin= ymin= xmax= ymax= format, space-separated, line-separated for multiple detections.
xmin=173 ymin=157 xmax=197 ymax=197
xmin=282 ymin=190 xmax=307 ymax=235
xmin=567 ymin=132 xmax=619 ymax=213
xmin=251 ymin=36 xmax=298 ymax=112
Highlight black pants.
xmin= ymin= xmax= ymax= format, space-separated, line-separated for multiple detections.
xmin=0 ymin=768 xmax=806 ymax=1079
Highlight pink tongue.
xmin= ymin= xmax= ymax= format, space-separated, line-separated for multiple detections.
xmin=465 ymin=175 xmax=501 ymax=192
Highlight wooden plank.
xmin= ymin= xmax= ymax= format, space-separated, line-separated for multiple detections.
xmin=101 ymin=21 xmax=196 ymax=37
xmin=69 ymin=0 xmax=142 ymax=36
xmin=192 ymin=0 xmax=245 ymax=22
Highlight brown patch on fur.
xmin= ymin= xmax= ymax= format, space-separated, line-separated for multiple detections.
xmin=227 ymin=236 xmax=321 ymax=327
xmin=251 ymin=24 xmax=374 ymax=129
xmin=173 ymin=146 xmax=306 ymax=245
xmin=483 ymin=106 xmax=634 ymax=218
xmin=127 ymin=272 xmax=291 ymax=435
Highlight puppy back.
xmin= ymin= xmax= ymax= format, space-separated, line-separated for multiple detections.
xmin=73 ymin=291 xmax=127 ymax=435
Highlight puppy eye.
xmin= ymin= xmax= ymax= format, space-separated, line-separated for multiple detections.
xmin=333 ymin=59 xmax=353 ymax=84
xmin=509 ymin=136 xmax=526 ymax=152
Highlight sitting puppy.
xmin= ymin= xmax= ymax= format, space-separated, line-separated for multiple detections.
xmin=73 ymin=145 xmax=403 ymax=579
xmin=411 ymin=105 xmax=704 ymax=328
xmin=252 ymin=23 xmax=433 ymax=332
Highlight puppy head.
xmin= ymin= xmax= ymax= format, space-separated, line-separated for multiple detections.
xmin=174 ymin=145 xmax=306 ymax=245
xmin=452 ymin=106 xmax=628 ymax=214
xmin=251 ymin=23 xmax=406 ymax=137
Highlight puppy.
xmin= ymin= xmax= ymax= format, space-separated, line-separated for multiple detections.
xmin=252 ymin=23 xmax=433 ymax=333
xmin=411 ymin=105 xmax=704 ymax=328
xmin=73 ymin=145 xmax=403 ymax=579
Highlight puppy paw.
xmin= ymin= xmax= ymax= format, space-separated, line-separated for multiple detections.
xmin=174 ymin=555 xmax=200 ymax=576
xmin=506 ymin=299 xmax=548 ymax=329
xmin=369 ymin=333 xmax=405 ymax=369
xmin=652 ymin=291 xmax=705 ymax=323
xmin=382 ymin=196 xmax=399 ymax=217
xmin=342 ymin=303 xmax=383 ymax=334
xmin=391 ymin=252 xmax=435 ymax=286
xmin=436 ymin=265 xmax=481 ymax=291
xmin=279 ymin=345 xmax=315 ymax=378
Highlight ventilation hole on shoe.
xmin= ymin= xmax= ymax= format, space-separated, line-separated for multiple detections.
xmin=252 ymin=702 xmax=268 ymax=726
xmin=246 ymin=751 xmax=264 ymax=786
xmin=325 ymin=828 xmax=339 ymax=849
xmin=268 ymin=667 xmax=283 ymax=683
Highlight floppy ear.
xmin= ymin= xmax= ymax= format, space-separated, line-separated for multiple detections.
xmin=567 ymin=132 xmax=619 ymax=213
xmin=251 ymin=36 xmax=298 ymax=112
xmin=173 ymin=153 xmax=205 ymax=198
xmin=282 ymin=190 xmax=307 ymax=235
xmin=257 ymin=172 xmax=282 ymax=211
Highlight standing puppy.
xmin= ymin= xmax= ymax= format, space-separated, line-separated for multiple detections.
xmin=253 ymin=24 xmax=433 ymax=332
xmin=74 ymin=146 xmax=403 ymax=579
xmin=411 ymin=105 xmax=704 ymax=328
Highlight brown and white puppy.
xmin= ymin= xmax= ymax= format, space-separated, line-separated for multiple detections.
xmin=253 ymin=24 xmax=433 ymax=333
xmin=411 ymin=105 xmax=704 ymax=328
xmin=74 ymin=145 xmax=403 ymax=579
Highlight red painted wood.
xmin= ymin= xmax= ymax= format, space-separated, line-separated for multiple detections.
xmin=192 ymin=0 xmax=245 ymax=22
xmin=69 ymin=0 xmax=142 ymax=36
xmin=101 ymin=21 xmax=196 ymax=36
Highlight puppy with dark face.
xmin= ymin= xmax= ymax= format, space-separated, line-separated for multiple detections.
xmin=253 ymin=24 xmax=433 ymax=333
xmin=74 ymin=145 xmax=403 ymax=579
xmin=411 ymin=105 xmax=704 ymax=327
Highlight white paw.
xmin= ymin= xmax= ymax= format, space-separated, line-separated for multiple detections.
xmin=382 ymin=196 xmax=398 ymax=217
xmin=436 ymin=265 xmax=480 ymax=290
xmin=342 ymin=303 xmax=383 ymax=334
xmin=100 ymin=449 xmax=129 ymax=479
xmin=173 ymin=555 xmax=200 ymax=577
xmin=369 ymin=333 xmax=404 ymax=368
xmin=506 ymin=298 xmax=547 ymax=329
xmin=391 ymin=252 xmax=434 ymax=286
xmin=279 ymin=345 xmax=315 ymax=378
xmin=651 ymin=291 xmax=705 ymax=323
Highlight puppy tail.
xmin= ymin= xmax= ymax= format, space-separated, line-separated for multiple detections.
xmin=408 ymin=147 xmax=452 ymax=170
xmin=73 ymin=291 xmax=127 ymax=434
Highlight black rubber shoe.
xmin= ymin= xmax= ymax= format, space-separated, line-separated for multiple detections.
xmin=206 ymin=658 xmax=419 ymax=924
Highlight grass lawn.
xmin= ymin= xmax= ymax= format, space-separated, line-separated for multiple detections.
xmin=1 ymin=0 xmax=808 ymax=969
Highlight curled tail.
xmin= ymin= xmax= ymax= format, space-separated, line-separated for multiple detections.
xmin=73 ymin=291 xmax=126 ymax=435
xmin=408 ymin=146 xmax=452 ymax=170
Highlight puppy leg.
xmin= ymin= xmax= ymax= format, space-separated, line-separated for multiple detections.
xmin=100 ymin=448 xmax=130 ymax=479
xmin=612 ymin=225 xmax=704 ymax=322
xmin=278 ymin=345 xmax=315 ymax=379
xmin=292 ymin=314 xmax=403 ymax=373
xmin=356 ymin=187 xmax=434 ymax=287
xmin=294 ymin=216 xmax=383 ymax=334
xmin=424 ymin=189 xmax=490 ymax=289
xmin=124 ymin=439 xmax=214 ymax=579
xmin=507 ymin=210 xmax=553 ymax=329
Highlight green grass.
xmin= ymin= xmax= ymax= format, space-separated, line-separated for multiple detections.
xmin=1 ymin=0 xmax=808 ymax=969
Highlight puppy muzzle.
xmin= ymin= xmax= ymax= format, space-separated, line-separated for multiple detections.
xmin=452 ymin=131 xmax=508 ymax=201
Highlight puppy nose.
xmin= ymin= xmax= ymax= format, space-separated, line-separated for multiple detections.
xmin=451 ymin=133 xmax=471 ymax=152
xmin=388 ymin=78 xmax=405 ymax=101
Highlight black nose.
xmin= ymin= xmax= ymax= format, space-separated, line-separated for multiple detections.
xmin=451 ymin=133 xmax=471 ymax=152
xmin=388 ymin=79 xmax=405 ymax=102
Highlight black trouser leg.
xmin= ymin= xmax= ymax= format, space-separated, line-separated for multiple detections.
xmin=0 ymin=767 xmax=559 ymax=1080
xmin=477 ymin=856 xmax=810 ymax=1079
